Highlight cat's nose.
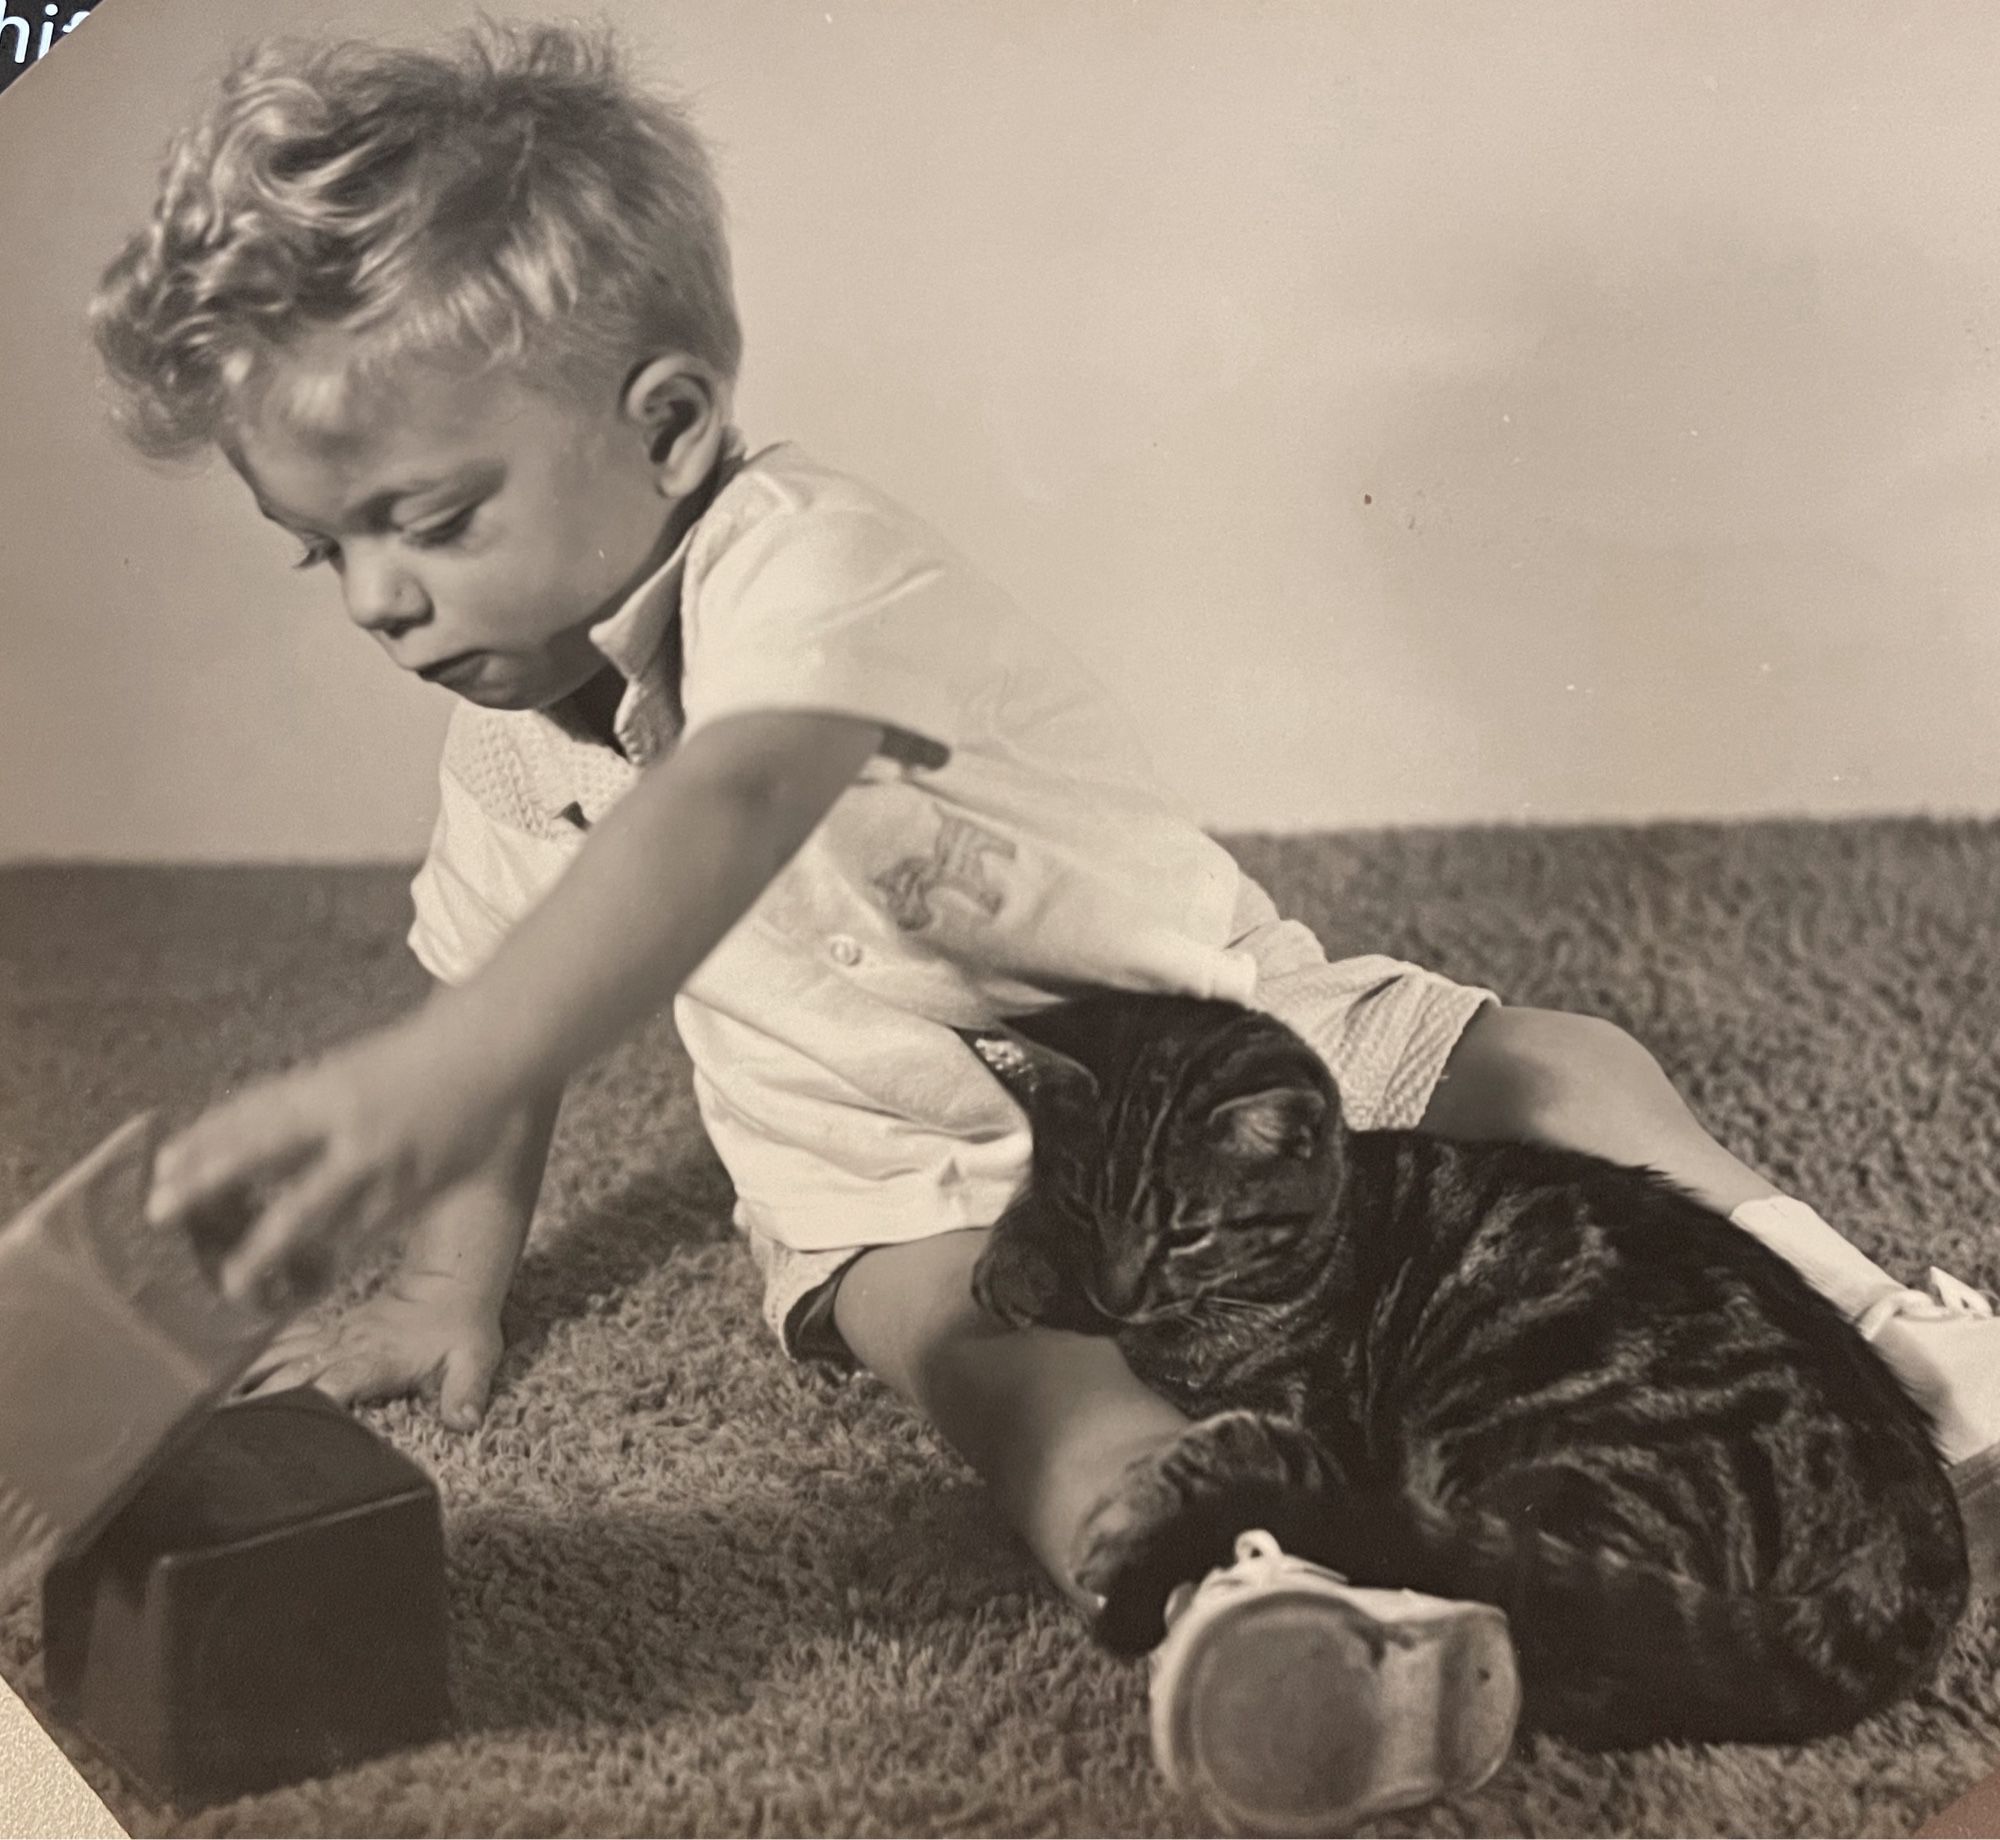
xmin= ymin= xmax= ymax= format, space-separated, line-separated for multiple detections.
xmin=1095 ymin=1251 xmax=1151 ymax=1317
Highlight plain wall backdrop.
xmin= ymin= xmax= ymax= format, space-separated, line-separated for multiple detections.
xmin=2 ymin=0 xmax=1998 ymax=862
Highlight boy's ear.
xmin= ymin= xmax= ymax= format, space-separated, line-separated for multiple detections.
xmin=1206 ymin=1086 xmax=1327 ymax=1161
xmin=622 ymin=354 xmax=731 ymax=498
xmin=967 ymin=1028 xmax=1100 ymax=1113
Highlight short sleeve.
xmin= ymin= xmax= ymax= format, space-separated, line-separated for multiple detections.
xmin=678 ymin=490 xmax=1005 ymax=761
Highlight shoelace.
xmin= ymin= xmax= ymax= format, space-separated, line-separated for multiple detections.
xmin=1227 ymin=1529 xmax=1290 ymax=1575
xmin=1164 ymin=1530 xmax=1342 ymax=1630
xmin=1855 ymin=1265 xmax=1997 ymax=1343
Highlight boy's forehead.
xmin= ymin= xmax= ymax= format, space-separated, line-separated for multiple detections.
xmin=228 ymin=363 xmax=461 ymax=508
xmin=226 ymin=341 xmax=618 ymax=522
xmin=249 ymin=343 xmax=510 ymax=454
xmin=224 ymin=328 xmax=633 ymax=512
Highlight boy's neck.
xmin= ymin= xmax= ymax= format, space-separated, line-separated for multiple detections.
xmin=562 ymin=666 xmax=629 ymax=752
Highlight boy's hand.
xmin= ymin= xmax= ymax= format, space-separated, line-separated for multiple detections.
xmin=146 ymin=1015 xmax=513 ymax=1311
xmin=236 ymin=1267 xmax=505 ymax=1432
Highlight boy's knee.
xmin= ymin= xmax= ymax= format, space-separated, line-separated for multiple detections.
xmin=1507 ymin=1007 xmax=1660 ymax=1083
xmin=1427 ymin=1005 xmax=1668 ymax=1141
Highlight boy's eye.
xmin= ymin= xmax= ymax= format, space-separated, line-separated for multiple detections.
xmin=287 ymin=505 xmax=473 ymax=572
xmin=405 ymin=505 xmax=477 ymax=549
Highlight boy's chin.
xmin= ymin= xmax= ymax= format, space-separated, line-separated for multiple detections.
xmin=425 ymin=650 xmax=608 ymax=717
xmin=439 ymin=667 xmax=576 ymax=713
xmin=449 ymin=682 xmax=550 ymax=712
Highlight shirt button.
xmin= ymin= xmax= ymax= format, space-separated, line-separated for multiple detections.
xmin=829 ymin=935 xmax=864 ymax=967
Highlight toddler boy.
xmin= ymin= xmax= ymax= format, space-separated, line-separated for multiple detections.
xmin=101 ymin=21 xmax=1996 ymax=1830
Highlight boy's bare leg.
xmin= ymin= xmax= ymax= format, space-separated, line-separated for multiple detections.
xmin=1418 ymin=1006 xmax=1781 ymax=1216
xmin=833 ymin=1227 xmax=1186 ymax=1607
xmin=1418 ymin=1007 xmax=1947 ymax=1314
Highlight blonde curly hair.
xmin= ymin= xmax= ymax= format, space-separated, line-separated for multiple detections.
xmin=89 ymin=15 xmax=741 ymax=461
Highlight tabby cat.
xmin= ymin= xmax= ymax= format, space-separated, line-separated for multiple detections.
xmin=967 ymin=995 xmax=1968 ymax=1747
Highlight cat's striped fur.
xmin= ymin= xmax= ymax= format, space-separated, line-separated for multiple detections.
xmin=969 ymin=995 xmax=1968 ymax=1746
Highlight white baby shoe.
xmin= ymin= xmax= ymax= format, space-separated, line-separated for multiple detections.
xmin=1146 ymin=1529 xmax=1520 ymax=1837
xmin=1854 ymin=1264 xmax=2000 ymax=1593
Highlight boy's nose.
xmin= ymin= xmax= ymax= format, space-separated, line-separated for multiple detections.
xmin=345 ymin=558 xmax=429 ymax=636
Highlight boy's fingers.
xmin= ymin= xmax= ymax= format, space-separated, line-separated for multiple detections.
xmin=314 ymin=1354 xmax=404 ymax=1407
xmin=147 ymin=1089 xmax=313 ymax=1230
xmin=438 ymin=1347 xmax=496 ymax=1432
xmin=235 ymin=1318 xmax=350 ymax=1392
xmin=243 ymin=1315 xmax=336 ymax=1363
xmin=235 ymin=1338 xmax=317 ymax=1392
xmin=241 ymin=1358 xmax=325 ymax=1399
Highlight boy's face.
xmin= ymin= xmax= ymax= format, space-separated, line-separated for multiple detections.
xmin=225 ymin=341 xmax=687 ymax=711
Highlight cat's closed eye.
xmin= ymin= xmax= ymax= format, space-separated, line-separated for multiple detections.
xmin=1166 ymin=1212 xmax=1311 ymax=1261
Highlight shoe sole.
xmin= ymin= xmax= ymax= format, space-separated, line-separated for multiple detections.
xmin=1154 ymin=1585 xmax=1520 ymax=1836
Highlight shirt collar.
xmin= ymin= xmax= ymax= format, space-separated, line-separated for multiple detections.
xmin=586 ymin=426 xmax=748 ymax=690
xmin=585 ymin=532 xmax=685 ymax=692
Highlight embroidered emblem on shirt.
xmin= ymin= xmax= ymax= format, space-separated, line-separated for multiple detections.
xmin=873 ymin=815 xmax=1016 ymax=931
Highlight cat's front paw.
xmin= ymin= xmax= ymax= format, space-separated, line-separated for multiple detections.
xmin=1075 ymin=1410 xmax=1338 ymax=1657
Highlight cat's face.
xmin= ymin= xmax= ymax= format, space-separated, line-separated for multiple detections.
xmin=973 ymin=998 xmax=1342 ymax=1327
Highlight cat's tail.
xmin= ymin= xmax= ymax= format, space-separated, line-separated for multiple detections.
xmin=1278 ymin=1486 xmax=1967 ymax=1748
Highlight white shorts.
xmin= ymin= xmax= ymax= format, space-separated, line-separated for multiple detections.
xmin=745 ymin=875 xmax=1498 ymax=1364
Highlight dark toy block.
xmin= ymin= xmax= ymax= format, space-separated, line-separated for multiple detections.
xmin=42 ymin=1387 xmax=451 ymax=1806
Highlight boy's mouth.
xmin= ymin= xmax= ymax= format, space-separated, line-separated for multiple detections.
xmin=416 ymin=651 xmax=486 ymax=686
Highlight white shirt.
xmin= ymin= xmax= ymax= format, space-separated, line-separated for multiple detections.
xmin=410 ymin=442 xmax=1254 ymax=1252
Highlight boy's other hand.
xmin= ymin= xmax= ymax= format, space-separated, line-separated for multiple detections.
xmin=145 ymin=1016 xmax=513 ymax=1312
xmin=236 ymin=1268 xmax=504 ymax=1432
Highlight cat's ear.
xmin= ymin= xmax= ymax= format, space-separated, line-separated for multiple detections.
xmin=969 ymin=1030 xmax=1100 ymax=1111
xmin=1207 ymin=1086 xmax=1327 ymax=1161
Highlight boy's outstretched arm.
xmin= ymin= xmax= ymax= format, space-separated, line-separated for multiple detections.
xmin=147 ymin=709 xmax=884 ymax=1306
